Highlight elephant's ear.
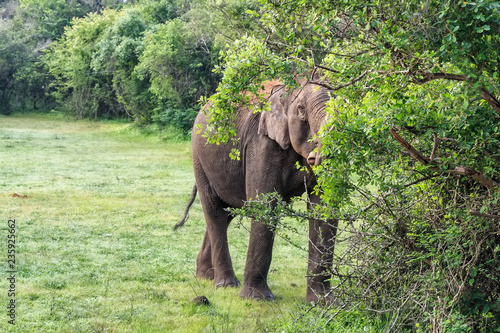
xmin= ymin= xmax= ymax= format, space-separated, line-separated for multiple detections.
xmin=258 ymin=85 xmax=290 ymax=150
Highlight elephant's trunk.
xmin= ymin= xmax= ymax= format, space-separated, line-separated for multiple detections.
xmin=307 ymin=144 xmax=323 ymax=166
xmin=306 ymin=101 xmax=328 ymax=167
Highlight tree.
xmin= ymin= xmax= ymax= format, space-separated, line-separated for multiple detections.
xmin=136 ymin=16 xmax=220 ymax=130
xmin=43 ymin=1 xmax=181 ymax=121
xmin=135 ymin=0 xmax=260 ymax=130
xmin=205 ymin=0 xmax=500 ymax=331
xmin=0 ymin=0 xmax=84 ymax=113
xmin=43 ymin=8 xmax=123 ymax=119
xmin=42 ymin=0 xmax=260 ymax=129
xmin=0 ymin=0 xmax=125 ymax=114
xmin=91 ymin=7 xmax=153 ymax=120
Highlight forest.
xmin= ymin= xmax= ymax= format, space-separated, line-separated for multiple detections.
xmin=0 ymin=0 xmax=255 ymax=131
xmin=2 ymin=0 xmax=500 ymax=332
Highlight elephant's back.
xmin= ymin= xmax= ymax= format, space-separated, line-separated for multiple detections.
xmin=193 ymin=78 xmax=283 ymax=130
xmin=190 ymin=107 xmax=248 ymax=208
xmin=190 ymin=80 xmax=289 ymax=207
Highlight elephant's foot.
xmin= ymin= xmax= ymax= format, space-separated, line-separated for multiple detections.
xmin=306 ymin=291 xmax=338 ymax=307
xmin=306 ymin=290 xmax=329 ymax=303
xmin=214 ymin=275 xmax=240 ymax=288
xmin=196 ymin=266 xmax=215 ymax=280
xmin=306 ymin=283 xmax=333 ymax=305
xmin=240 ymin=284 xmax=275 ymax=301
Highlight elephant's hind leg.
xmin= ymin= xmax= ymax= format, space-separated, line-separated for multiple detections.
xmin=196 ymin=213 xmax=235 ymax=281
xmin=196 ymin=186 xmax=239 ymax=287
xmin=196 ymin=229 xmax=214 ymax=280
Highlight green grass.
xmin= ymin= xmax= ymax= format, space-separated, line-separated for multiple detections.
xmin=0 ymin=114 xmax=387 ymax=332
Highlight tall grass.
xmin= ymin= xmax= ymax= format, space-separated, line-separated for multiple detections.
xmin=0 ymin=114 xmax=386 ymax=332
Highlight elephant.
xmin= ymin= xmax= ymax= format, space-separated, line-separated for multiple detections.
xmin=177 ymin=78 xmax=337 ymax=302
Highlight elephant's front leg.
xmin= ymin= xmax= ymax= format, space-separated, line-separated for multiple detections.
xmin=306 ymin=193 xmax=338 ymax=303
xmin=240 ymin=218 xmax=275 ymax=301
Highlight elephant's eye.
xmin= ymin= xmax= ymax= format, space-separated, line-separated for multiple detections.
xmin=298 ymin=105 xmax=306 ymax=119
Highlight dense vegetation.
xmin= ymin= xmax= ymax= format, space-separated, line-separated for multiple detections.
xmin=0 ymin=0 xmax=257 ymax=131
xmin=206 ymin=0 xmax=500 ymax=332
xmin=2 ymin=0 xmax=500 ymax=331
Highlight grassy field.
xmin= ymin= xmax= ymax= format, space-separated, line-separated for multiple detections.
xmin=0 ymin=115 xmax=385 ymax=332
xmin=0 ymin=114 xmax=303 ymax=332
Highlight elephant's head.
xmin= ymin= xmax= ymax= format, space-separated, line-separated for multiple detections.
xmin=258 ymin=80 xmax=331 ymax=166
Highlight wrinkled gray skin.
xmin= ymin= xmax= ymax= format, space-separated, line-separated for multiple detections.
xmin=191 ymin=80 xmax=337 ymax=302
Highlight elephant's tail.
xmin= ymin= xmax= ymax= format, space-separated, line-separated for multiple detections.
xmin=174 ymin=184 xmax=197 ymax=230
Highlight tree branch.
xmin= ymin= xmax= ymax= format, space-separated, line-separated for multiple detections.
xmin=310 ymin=70 xmax=372 ymax=91
xmin=447 ymin=166 xmax=498 ymax=191
xmin=389 ymin=128 xmax=498 ymax=191
xmin=469 ymin=210 xmax=500 ymax=219
xmin=389 ymin=128 xmax=431 ymax=165
xmin=413 ymin=72 xmax=467 ymax=84
xmin=430 ymin=132 xmax=438 ymax=161
xmin=411 ymin=73 xmax=500 ymax=116
xmin=480 ymin=87 xmax=500 ymax=116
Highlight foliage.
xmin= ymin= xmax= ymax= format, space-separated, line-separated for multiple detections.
xmin=137 ymin=16 xmax=220 ymax=129
xmin=43 ymin=2 xmax=181 ymax=121
xmin=42 ymin=8 xmax=123 ymax=119
xmin=92 ymin=7 xmax=153 ymax=120
xmin=138 ymin=0 xmax=261 ymax=131
xmin=39 ymin=0 xmax=260 ymax=130
xmin=201 ymin=36 xmax=295 ymax=147
xmin=0 ymin=0 xmax=86 ymax=114
xmin=2 ymin=0 xmax=260 ymax=130
xmin=0 ymin=0 xmax=128 ymax=115
xmin=206 ymin=0 xmax=500 ymax=331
